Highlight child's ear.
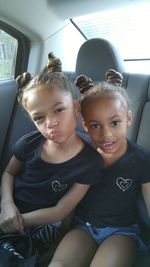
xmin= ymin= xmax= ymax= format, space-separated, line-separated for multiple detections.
xmin=82 ymin=119 xmax=88 ymax=133
xmin=74 ymin=100 xmax=81 ymax=118
xmin=127 ymin=110 xmax=132 ymax=127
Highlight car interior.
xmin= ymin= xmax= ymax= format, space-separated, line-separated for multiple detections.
xmin=0 ymin=0 xmax=150 ymax=266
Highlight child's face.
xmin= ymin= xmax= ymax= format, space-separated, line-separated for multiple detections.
xmin=25 ymin=86 xmax=79 ymax=144
xmin=82 ymin=96 xmax=132 ymax=156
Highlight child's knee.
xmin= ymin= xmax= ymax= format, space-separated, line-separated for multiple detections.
xmin=48 ymin=260 xmax=66 ymax=267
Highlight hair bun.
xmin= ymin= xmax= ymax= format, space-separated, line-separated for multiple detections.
xmin=105 ymin=69 xmax=123 ymax=86
xmin=47 ymin=52 xmax=62 ymax=72
xmin=75 ymin=75 xmax=94 ymax=94
xmin=16 ymin=72 xmax=32 ymax=88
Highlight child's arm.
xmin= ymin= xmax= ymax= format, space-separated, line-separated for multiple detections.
xmin=22 ymin=182 xmax=90 ymax=227
xmin=0 ymin=156 xmax=24 ymax=233
xmin=142 ymin=182 xmax=150 ymax=217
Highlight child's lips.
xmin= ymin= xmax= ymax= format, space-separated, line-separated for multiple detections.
xmin=100 ymin=141 xmax=117 ymax=150
xmin=49 ymin=130 xmax=61 ymax=139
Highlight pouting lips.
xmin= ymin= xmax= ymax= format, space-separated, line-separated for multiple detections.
xmin=46 ymin=130 xmax=62 ymax=139
xmin=50 ymin=131 xmax=61 ymax=138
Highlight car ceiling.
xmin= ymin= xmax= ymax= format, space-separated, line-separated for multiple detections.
xmin=0 ymin=0 xmax=147 ymax=41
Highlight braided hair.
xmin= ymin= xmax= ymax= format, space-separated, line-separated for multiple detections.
xmin=16 ymin=52 xmax=76 ymax=109
xmin=75 ymin=69 xmax=130 ymax=114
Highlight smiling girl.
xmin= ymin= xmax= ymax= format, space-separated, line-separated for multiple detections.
xmin=48 ymin=69 xmax=150 ymax=267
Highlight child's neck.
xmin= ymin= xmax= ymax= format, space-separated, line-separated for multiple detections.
xmin=41 ymin=133 xmax=84 ymax=164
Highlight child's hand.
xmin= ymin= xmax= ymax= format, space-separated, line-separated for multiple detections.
xmin=0 ymin=201 xmax=24 ymax=233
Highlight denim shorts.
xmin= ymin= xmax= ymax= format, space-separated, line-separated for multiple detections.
xmin=73 ymin=217 xmax=148 ymax=252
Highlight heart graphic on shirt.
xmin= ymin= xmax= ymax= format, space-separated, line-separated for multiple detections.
xmin=116 ymin=177 xmax=133 ymax=192
xmin=51 ymin=180 xmax=67 ymax=192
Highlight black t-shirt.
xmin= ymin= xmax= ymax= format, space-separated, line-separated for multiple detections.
xmin=13 ymin=130 xmax=102 ymax=212
xmin=76 ymin=140 xmax=150 ymax=227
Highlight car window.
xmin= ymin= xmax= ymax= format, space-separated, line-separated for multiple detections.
xmin=0 ymin=29 xmax=18 ymax=80
xmin=73 ymin=2 xmax=150 ymax=74
xmin=0 ymin=21 xmax=30 ymax=81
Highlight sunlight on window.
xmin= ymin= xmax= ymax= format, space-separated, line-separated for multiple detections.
xmin=73 ymin=2 xmax=150 ymax=73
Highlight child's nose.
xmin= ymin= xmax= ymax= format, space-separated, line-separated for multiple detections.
xmin=46 ymin=118 xmax=58 ymax=128
xmin=101 ymin=126 xmax=112 ymax=137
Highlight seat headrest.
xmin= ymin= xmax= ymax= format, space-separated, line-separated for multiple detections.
xmin=75 ymin=38 xmax=125 ymax=81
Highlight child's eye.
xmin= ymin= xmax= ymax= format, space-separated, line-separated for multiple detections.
xmin=112 ymin=120 xmax=121 ymax=127
xmin=33 ymin=116 xmax=44 ymax=123
xmin=90 ymin=123 xmax=101 ymax=129
xmin=55 ymin=107 xmax=65 ymax=113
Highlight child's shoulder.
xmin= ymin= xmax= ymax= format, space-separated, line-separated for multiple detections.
xmin=127 ymin=139 xmax=150 ymax=159
xmin=83 ymin=141 xmax=102 ymax=162
xmin=17 ymin=130 xmax=43 ymax=144
xmin=12 ymin=130 xmax=44 ymax=160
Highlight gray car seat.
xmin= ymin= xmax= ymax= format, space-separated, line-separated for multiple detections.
xmin=75 ymin=37 xmax=125 ymax=81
